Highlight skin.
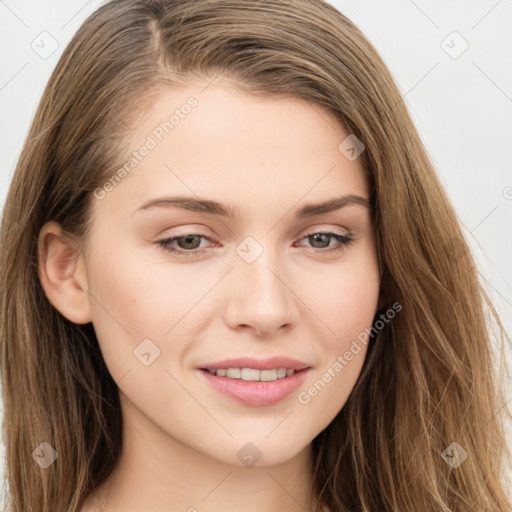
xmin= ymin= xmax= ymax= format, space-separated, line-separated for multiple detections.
xmin=38 ymin=78 xmax=383 ymax=512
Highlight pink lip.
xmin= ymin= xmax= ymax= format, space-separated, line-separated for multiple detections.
xmin=198 ymin=369 xmax=310 ymax=406
xmin=200 ymin=356 xmax=310 ymax=371
xmin=197 ymin=356 xmax=311 ymax=407
xmin=199 ymin=368 xmax=310 ymax=406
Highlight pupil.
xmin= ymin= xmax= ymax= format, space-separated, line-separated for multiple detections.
xmin=179 ymin=235 xmax=200 ymax=249
xmin=310 ymin=233 xmax=329 ymax=248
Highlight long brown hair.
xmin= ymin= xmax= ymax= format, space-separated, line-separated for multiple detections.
xmin=1 ymin=1 xmax=510 ymax=510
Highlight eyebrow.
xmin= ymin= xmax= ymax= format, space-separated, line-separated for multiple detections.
xmin=133 ymin=194 xmax=372 ymax=219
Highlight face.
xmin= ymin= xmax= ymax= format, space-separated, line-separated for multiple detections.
xmin=80 ymin=79 xmax=381 ymax=467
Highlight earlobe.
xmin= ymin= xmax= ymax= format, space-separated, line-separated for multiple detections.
xmin=37 ymin=221 xmax=92 ymax=324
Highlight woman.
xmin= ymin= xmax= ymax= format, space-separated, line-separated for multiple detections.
xmin=1 ymin=0 xmax=510 ymax=510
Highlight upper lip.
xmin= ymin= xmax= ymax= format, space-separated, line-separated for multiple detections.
xmin=200 ymin=356 xmax=311 ymax=371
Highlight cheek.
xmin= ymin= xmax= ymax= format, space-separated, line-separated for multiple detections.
xmin=87 ymin=239 xmax=198 ymax=330
xmin=85 ymin=244 xmax=213 ymax=376
xmin=294 ymin=249 xmax=379 ymax=419
xmin=303 ymin=250 xmax=380 ymax=344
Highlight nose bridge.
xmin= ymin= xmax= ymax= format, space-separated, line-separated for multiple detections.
xmin=237 ymin=234 xmax=288 ymax=304
xmin=225 ymin=234 xmax=298 ymax=334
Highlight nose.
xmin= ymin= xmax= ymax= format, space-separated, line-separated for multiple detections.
xmin=223 ymin=245 xmax=300 ymax=337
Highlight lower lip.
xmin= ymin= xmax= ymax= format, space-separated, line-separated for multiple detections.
xmin=198 ymin=368 xmax=310 ymax=407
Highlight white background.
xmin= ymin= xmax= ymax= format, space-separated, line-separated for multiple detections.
xmin=0 ymin=0 xmax=511 ymax=498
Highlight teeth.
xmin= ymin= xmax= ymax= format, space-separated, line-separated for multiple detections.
xmin=260 ymin=369 xmax=277 ymax=381
xmin=226 ymin=368 xmax=241 ymax=378
xmin=207 ymin=367 xmax=296 ymax=381
xmin=241 ymin=368 xmax=260 ymax=381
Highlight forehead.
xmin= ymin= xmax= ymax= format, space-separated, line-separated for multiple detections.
xmin=95 ymin=81 xmax=370 ymax=222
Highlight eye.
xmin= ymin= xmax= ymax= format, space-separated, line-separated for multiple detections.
xmin=294 ymin=231 xmax=354 ymax=254
xmin=156 ymin=230 xmax=354 ymax=258
xmin=157 ymin=234 xmax=212 ymax=257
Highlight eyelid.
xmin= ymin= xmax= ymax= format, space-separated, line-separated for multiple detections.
xmin=300 ymin=225 xmax=349 ymax=237
xmin=155 ymin=224 xmax=214 ymax=237
xmin=159 ymin=224 xmax=349 ymax=243
xmin=156 ymin=225 xmax=355 ymax=258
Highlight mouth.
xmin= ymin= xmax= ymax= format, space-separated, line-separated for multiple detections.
xmin=202 ymin=367 xmax=300 ymax=381
xmin=197 ymin=356 xmax=311 ymax=407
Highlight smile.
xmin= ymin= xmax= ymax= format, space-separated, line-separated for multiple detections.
xmin=205 ymin=367 xmax=296 ymax=381
xmin=198 ymin=366 xmax=310 ymax=407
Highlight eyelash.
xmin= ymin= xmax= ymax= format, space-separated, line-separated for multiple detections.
xmin=156 ymin=230 xmax=354 ymax=258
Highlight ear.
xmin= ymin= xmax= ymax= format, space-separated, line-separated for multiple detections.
xmin=37 ymin=221 xmax=92 ymax=324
